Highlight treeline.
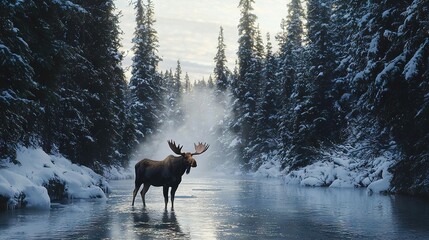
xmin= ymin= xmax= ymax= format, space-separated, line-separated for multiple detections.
xmin=2 ymin=0 xmax=429 ymax=197
xmin=214 ymin=0 xmax=429 ymax=196
xmin=0 ymin=0 xmax=131 ymax=172
xmin=0 ymin=0 xmax=212 ymax=172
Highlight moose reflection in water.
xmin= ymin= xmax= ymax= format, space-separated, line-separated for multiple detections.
xmin=131 ymin=140 xmax=209 ymax=210
xmin=132 ymin=209 xmax=185 ymax=238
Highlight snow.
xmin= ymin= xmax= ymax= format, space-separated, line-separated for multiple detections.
xmin=253 ymin=146 xmax=397 ymax=194
xmin=229 ymin=137 xmax=241 ymax=148
xmin=103 ymin=165 xmax=133 ymax=180
xmin=403 ymin=39 xmax=428 ymax=81
xmin=368 ymin=34 xmax=379 ymax=54
xmin=375 ymin=53 xmax=406 ymax=86
xmin=52 ymin=0 xmax=88 ymax=13
xmin=0 ymin=146 xmax=109 ymax=210
xmin=382 ymin=9 xmax=392 ymax=19
xmin=252 ymin=152 xmax=286 ymax=178
xmin=0 ymin=170 xmax=50 ymax=209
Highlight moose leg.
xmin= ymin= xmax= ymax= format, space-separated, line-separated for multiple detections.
xmin=140 ymin=184 xmax=150 ymax=207
xmin=163 ymin=186 xmax=169 ymax=210
xmin=170 ymin=185 xmax=178 ymax=210
xmin=132 ymin=181 xmax=142 ymax=206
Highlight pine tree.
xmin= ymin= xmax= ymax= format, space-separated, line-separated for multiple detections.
xmin=393 ymin=0 xmax=429 ymax=197
xmin=328 ymin=0 xmax=360 ymax=140
xmin=164 ymin=69 xmax=175 ymax=127
xmin=306 ymin=0 xmax=336 ymax=140
xmin=50 ymin=1 xmax=91 ymax=166
xmin=207 ymin=75 xmax=215 ymax=89
xmin=359 ymin=0 xmax=429 ymax=196
xmin=251 ymin=33 xmax=280 ymax=170
xmin=174 ymin=60 xmax=182 ymax=95
xmin=129 ymin=0 xmax=162 ymax=144
xmin=213 ymin=26 xmax=229 ymax=94
xmin=164 ymin=62 xmax=183 ymax=127
xmin=0 ymin=1 xmax=38 ymax=160
xmin=184 ymin=72 xmax=191 ymax=93
xmin=275 ymin=0 xmax=305 ymax=168
xmin=284 ymin=0 xmax=337 ymax=169
xmin=74 ymin=0 xmax=130 ymax=168
xmin=330 ymin=0 xmax=376 ymax=155
xmin=1 ymin=0 xmax=131 ymax=169
xmin=235 ymin=0 xmax=262 ymax=167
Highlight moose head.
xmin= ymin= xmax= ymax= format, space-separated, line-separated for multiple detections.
xmin=167 ymin=140 xmax=210 ymax=174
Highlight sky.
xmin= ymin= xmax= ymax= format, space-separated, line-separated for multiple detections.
xmin=114 ymin=0 xmax=289 ymax=82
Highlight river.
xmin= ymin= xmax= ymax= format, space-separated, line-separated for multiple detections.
xmin=1 ymin=176 xmax=429 ymax=239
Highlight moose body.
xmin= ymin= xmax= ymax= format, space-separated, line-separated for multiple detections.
xmin=132 ymin=140 xmax=209 ymax=210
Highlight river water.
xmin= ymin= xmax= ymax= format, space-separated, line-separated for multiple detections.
xmin=1 ymin=176 xmax=429 ymax=239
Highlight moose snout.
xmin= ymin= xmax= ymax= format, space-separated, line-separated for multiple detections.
xmin=192 ymin=160 xmax=197 ymax=167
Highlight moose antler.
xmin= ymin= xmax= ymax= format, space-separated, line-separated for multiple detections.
xmin=192 ymin=142 xmax=209 ymax=155
xmin=168 ymin=140 xmax=183 ymax=155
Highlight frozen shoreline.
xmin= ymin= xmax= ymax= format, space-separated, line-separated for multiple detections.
xmin=0 ymin=147 xmax=112 ymax=210
xmin=252 ymin=149 xmax=396 ymax=194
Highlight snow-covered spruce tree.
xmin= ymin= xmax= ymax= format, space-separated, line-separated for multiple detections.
xmin=173 ymin=60 xmax=184 ymax=121
xmin=283 ymin=0 xmax=338 ymax=170
xmin=250 ymin=33 xmax=281 ymax=170
xmin=174 ymin=60 xmax=183 ymax=95
xmin=308 ymin=0 xmax=336 ymax=138
xmin=164 ymin=69 xmax=175 ymax=119
xmin=55 ymin=18 xmax=95 ymax=167
xmin=214 ymin=26 xmax=230 ymax=97
xmin=164 ymin=61 xmax=184 ymax=128
xmin=275 ymin=0 xmax=305 ymax=169
xmin=345 ymin=1 xmax=399 ymax=153
xmin=129 ymin=0 xmax=162 ymax=144
xmin=327 ymin=0 xmax=365 ymax=143
xmin=242 ymin=24 xmax=266 ymax=169
xmin=369 ymin=0 xmax=429 ymax=197
xmin=234 ymin=0 xmax=262 ymax=168
xmin=331 ymin=0 xmax=429 ymax=197
xmin=29 ymin=1 xmax=71 ymax=156
xmin=212 ymin=27 xmax=237 ymax=164
xmin=0 ymin=1 xmax=39 ymax=161
xmin=0 ymin=0 xmax=92 ymax=164
xmin=328 ymin=0 xmax=383 ymax=160
xmin=0 ymin=0 xmax=131 ymax=170
xmin=392 ymin=0 xmax=429 ymax=197
xmin=184 ymin=72 xmax=191 ymax=93
xmin=74 ymin=0 xmax=130 ymax=169
xmin=207 ymin=75 xmax=215 ymax=89
xmin=15 ymin=0 xmax=72 ymax=156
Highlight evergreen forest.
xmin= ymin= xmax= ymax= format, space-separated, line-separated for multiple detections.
xmin=1 ymin=0 xmax=428 ymax=198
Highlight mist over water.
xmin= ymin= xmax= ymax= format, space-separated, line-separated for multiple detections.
xmin=133 ymin=88 xmax=239 ymax=177
xmin=4 ymin=91 xmax=429 ymax=240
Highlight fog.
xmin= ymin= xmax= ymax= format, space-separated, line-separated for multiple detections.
xmin=133 ymin=88 xmax=239 ymax=177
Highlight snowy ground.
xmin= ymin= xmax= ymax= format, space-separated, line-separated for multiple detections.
xmin=0 ymin=147 xmax=114 ymax=210
xmin=253 ymin=148 xmax=397 ymax=194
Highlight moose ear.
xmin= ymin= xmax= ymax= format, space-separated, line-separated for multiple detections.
xmin=186 ymin=166 xmax=191 ymax=174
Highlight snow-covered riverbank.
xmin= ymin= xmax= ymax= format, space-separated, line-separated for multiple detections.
xmin=1 ymin=144 xmax=398 ymax=211
xmin=253 ymin=149 xmax=397 ymax=194
xmin=0 ymin=147 xmax=114 ymax=210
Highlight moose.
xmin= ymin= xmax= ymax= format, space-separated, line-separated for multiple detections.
xmin=131 ymin=140 xmax=209 ymax=210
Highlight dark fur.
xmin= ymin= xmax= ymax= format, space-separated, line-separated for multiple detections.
xmin=131 ymin=154 xmax=196 ymax=209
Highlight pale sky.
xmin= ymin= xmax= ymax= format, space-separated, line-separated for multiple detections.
xmin=114 ymin=0 xmax=289 ymax=82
